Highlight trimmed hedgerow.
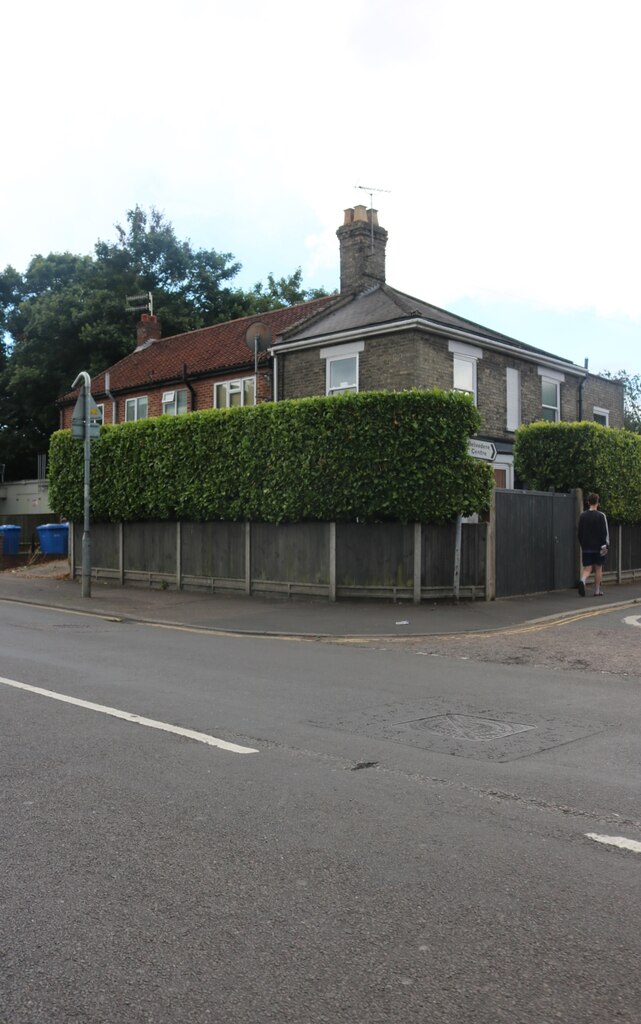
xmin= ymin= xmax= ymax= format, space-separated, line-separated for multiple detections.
xmin=514 ymin=421 xmax=641 ymax=523
xmin=48 ymin=389 xmax=493 ymax=524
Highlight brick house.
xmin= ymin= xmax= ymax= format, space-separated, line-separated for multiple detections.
xmin=59 ymin=205 xmax=624 ymax=488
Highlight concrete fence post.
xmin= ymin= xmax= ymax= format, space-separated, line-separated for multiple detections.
xmin=413 ymin=522 xmax=422 ymax=604
xmin=245 ymin=521 xmax=251 ymax=595
xmin=485 ymin=490 xmax=496 ymax=601
xmin=328 ymin=522 xmax=336 ymax=602
xmin=176 ymin=521 xmax=182 ymax=590
xmin=119 ymin=522 xmax=124 ymax=586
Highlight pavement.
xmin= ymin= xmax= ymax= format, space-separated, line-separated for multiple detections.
xmin=1 ymin=558 xmax=640 ymax=637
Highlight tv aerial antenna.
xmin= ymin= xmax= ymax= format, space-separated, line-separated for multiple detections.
xmin=125 ymin=291 xmax=154 ymax=316
xmin=354 ymin=184 xmax=391 ymax=250
xmin=244 ymin=322 xmax=273 ymax=375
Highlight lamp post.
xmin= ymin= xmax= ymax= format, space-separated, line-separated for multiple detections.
xmin=71 ymin=371 xmax=93 ymax=597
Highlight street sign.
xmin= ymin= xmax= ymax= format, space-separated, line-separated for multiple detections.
xmin=467 ymin=439 xmax=497 ymax=462
xmin=71 ymin=392 xmax=102 ymax=440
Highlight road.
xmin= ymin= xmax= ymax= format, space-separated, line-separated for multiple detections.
xmin=1 ymin=598 xmax=641 ymax=1023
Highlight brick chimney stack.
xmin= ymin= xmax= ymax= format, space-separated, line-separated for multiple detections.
xmin=136 ymin=313 xmax=161 ymax=350
xmin=336 ymin=205 xmax=388 ymax=294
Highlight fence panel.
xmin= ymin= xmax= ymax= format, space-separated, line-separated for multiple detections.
xmin=495 ymin=490 xmax=576 ymax=597
xmin=181 ymin=522 xmax=245 ymax=582
xmin=124 ymin=522 xmax=176 ymax=576
xmin=251 ymin=522 xmax=329 ymax=586
xmin=336 ymin=523 xmax=414 ymax=596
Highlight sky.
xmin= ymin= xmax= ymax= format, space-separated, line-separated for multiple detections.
xmin=1 ymin=0 xmax=640 ymax=377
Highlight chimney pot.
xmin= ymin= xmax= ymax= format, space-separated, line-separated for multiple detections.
xmin=336 ymin=206 xmax=388 ymax=294
xmin=136 ymin=313 xmax=161 ymax=350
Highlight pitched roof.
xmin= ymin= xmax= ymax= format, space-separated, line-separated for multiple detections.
xmin=61 ymin=295 xmax=338 ymax=402
xmin=279 ymin=283 xmax=580 ymax=367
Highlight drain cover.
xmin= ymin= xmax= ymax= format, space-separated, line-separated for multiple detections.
xmin=311 ymin=699 xmax=602 ymax=762
xmin=400 ymin=714 xmax=533 ymax=742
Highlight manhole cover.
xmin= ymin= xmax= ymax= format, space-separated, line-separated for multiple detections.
xmin=310 ymin=699 xmax=603 ymax=762
xmin=401 ymin=714 xmax=533 ymax=742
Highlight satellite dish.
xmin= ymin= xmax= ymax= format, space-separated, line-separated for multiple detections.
xmin=244 ymin=322 xmax=272 ymax=353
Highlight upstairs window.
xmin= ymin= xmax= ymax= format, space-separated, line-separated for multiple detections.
xmin=593 ymin=407 xmax=609 ymax=426
xmin=506 ymin=368 xmax=521 ymax=431
xmin=125 ymin=396 xmax=148 ymax=422
xmin=214 ymin=377 xmax=256 ymax=409
xmin=541 ymin=378 xmax=560 ymax=421
xmin=449 ymin=341 xmax=482 ymax=405
xmin=453 ymin=354 xmax=476 ymax=400
xmin=162 ymin=389 xmax=188 ymax=416
xmin=320 ymin=341 xmax=364 ymax=396
xmin=327 ymin=355 xmax=358 ymax=395
xmin=538 ymin=367 xmax=564 ymax=422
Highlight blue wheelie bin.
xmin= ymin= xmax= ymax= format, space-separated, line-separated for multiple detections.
xmin=37 ymin=523 xmax=69 ymax=555
xmin=0 ymin=524 xmax=21 ymax=554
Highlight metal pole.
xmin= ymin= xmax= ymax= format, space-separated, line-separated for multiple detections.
xmin=72 ymin=371 xmax=91 ymax=598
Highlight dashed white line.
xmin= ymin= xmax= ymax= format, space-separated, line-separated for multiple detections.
xmin=586 ymin=832 xmax=641 ymax=854
xmin=0 ymin=675 xmax=259 ymax=754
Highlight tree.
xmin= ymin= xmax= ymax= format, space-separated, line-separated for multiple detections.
xmin=0 ymin=206 xmax=329 ymax=479
xmin=602 ymin=371 xmax=641 ymax=433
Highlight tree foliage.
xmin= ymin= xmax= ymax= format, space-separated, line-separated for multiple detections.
xmin=48 ymin=390 xmax=493 ymax=525
xmin=0 ymin=206 xmax=329 ymax=480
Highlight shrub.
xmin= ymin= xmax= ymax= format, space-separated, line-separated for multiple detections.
xmin=514 ymin=421 xmax=641 ymax=522
xmin=49 ymin=389 xmax=494 ymax=524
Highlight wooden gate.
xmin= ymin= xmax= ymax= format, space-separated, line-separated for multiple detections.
xmin=495 ymin=490 xmax=578 ymax=598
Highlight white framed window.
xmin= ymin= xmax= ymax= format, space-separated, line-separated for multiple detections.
xmin=95 ymin=403 xmax=105 ymax=425
xmin=506 ymin=368 xmax=521 ymax=431
xmin=449 ymin=340 xmax=482 ymax=404
xmin=320 ymin=341 xmax=364 ymax=396
xmin=593 ymin=406 xmax=609 ymax=426
xmin=214 ymin=377 xmax=256 ymax=409
xmin=162 ymin=389 xmax=188 ymax=416
xmin=327 ymin=354 xmax=358 ymax=395
xmin=538 ymin=367 xmax=564 ymax=422
xmin=125 ymin=396 xmax=148 ymax=422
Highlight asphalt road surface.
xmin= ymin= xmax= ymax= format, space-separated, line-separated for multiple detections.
xmin=1 ymin=599 xmax=640 ymax=1023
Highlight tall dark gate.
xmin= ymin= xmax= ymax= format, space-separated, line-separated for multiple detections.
xmin=495 ymin=490 xmax=577 ymax=598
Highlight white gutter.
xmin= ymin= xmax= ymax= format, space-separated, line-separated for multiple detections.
xmin=269 ymin=317 xmax=588 ymax=378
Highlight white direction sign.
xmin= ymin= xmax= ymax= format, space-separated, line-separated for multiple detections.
xmin=467 ymin=439 xmax=497 ymax=462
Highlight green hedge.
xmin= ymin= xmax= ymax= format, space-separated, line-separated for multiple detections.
xmin=49 ymin=389 xmax=494 ymax=524
xmin=514 ymin=421 xmax=641 ymax=523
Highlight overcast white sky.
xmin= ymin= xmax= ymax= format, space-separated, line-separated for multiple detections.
xmin=2 ymin=0 xmax=639 ymax=375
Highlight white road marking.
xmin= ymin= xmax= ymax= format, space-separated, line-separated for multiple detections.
xmin=623 ymin=614 xmax=641 ymax=628
xmin=586 ymin=832 xmax=641 ymax=854
xmin=0 ymin=675 xmax=259 ymax=754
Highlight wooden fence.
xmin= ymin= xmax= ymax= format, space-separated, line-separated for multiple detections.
xmin=71 ymin=520 xmax=487 ymax=602
xmin=69 ymin=500 xmax=641 ymax=603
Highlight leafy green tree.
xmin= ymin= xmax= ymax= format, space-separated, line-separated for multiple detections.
xmin=0 ymin=206 xmax=328 ymax=479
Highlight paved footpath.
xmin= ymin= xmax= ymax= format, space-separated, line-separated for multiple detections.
xmin=1 ymin=559 xmax=640 ymax=640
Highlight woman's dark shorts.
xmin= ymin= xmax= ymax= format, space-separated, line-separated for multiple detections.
xmin=582 ymin=550 xmax=606 ymax=567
